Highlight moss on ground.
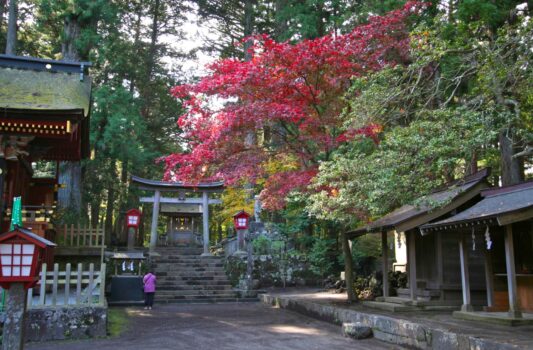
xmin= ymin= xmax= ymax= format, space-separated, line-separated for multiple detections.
xmin=107 ymin=308 xmax=129 ymax=337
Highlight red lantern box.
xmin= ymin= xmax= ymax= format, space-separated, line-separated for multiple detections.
xmin=233 ymin=210 xmax=251 ymax=230
xmin=0 ymin=227 xmax=56 ymax=289
xmin=126 ymin=208 xmax=142 ymax=229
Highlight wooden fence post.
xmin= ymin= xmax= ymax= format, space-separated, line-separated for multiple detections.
xmin=88 ymin=263 xmax=94 ymax=305
xmin=76 ymin=263 xmax=83 ymax=304
xmin=64 ymin=263 xmax=71 ymax=305
xmin=51 ymin=263 xmax=59 ymax=306
xmin=39 ymin=263 xmax=47 ymax=306
xmin=99 ymin=263 xmax=106 ymax=305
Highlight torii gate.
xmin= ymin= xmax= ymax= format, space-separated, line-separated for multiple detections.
xmin=131 ymin=176 xmax=224 ymax=256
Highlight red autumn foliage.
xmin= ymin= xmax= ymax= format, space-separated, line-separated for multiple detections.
xmin=163 ymin=2 xmax=426 ymax=210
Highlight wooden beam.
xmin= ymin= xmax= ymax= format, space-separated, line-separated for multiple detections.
xmin=504 ymin=225 xmax=522 ymax=318
xmin=140 ymin=196 xmax=221 ymax=205
xmin=497 ymin=207 xmax=533 ymax=226
xmin=459 ymin=233 xmax=473 ymax=312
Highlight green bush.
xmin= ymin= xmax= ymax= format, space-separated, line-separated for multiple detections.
xmin=308 ymin=238 xmax=337 ymax=278
xmin=253 ymin=235 xmax=271 ymax=255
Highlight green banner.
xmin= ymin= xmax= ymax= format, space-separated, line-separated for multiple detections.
xmin=10 ymin=196 xmax=22 ymax=230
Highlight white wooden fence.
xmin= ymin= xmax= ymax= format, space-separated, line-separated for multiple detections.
xmin=27 ymin=263 xmax=106 ymax=308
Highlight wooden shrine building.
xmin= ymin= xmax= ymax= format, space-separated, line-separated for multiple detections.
xmin=421 ymin=181 xmax=533 ymax=322
xmin=0 ymin=55 xmax=91 ymax=237
xmin=346 ymin=169 xmax=491 ymax=310
xmin=131 ymin=176 xmax=223 ymax=255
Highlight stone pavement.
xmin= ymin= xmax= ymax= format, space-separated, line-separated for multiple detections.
xmin=262 ymin=288 xmax=533 ymax=349
xmin=26 ymin=302 xmax=401 ymax=350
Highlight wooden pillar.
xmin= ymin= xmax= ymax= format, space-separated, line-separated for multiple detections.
xmin=0 ymin=159 xmax=6 ymax=227
xmin=459 ymin=233 xmax=473 ymax=312
xmin=407 ymin=231 xmax=417 ymax=301
xmin=436 ymin=232 xmax=444 ymax=300
xmin=381 ymin=231 xmax=389 ymax=298
xmin=504 ymin=225 xmax=522 ymax=318
xmin=484 ymin=249 xmax=495 ymax=308
xmin=149 ymin=190 xmax=161 ymax=252
xmin=202 ymin=191 xmax=211 ymax=256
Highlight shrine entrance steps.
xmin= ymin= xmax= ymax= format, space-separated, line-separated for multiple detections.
xmin=152 ymin=247 xmax=257 ymax=303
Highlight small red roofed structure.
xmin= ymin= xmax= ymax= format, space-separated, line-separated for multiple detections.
xmin=0 ymin=226 xmax=55 ymax=289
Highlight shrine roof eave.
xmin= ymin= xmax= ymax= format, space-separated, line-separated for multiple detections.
xmin=131 ymin=175 xmax=225 ymax=193
xmin=420 ymin=181 xmax=533 ymax=234
xmin=345 ymin=168 xmax=491 ymax=239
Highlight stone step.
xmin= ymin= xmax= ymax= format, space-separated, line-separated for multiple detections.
xmin=361 ymin=301 xmax=418 ymax=313
xmin=157 ymin=272 xmax=227 ymax=277
xmin=156 ymin=290 xmax=237 ymax=297
xmin=154 ymin=255 xmax=222 ymax=258
xmin=154 ymin=260 xmax=224 ymax=268
xmin=156 ymin=271 xmax=227 ymax=276
xmin=153 ymin=265 xmax=225 ymax=270
xmin=154 ymin=296 xmax=259 ymax=304
xmin=154 ymin=251 xmax=204 ymax=256
xmin=157 ymin=283 xmax=232 ymax=291
xmin=157 ymin=278 xmax=230 ymax=286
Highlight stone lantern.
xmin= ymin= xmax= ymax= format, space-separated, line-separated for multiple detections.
xmin=0 ymin=226 xmax=55 ymax=350
xmin=125 ymin=208 xmax=142 ymax=249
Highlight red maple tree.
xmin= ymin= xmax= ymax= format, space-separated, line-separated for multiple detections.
xmin=164 ymin=2 xmax=426 ymax=210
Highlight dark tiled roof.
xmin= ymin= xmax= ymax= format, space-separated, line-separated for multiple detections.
xmin=131 ymin=175 xmax=224 ymax=191
xmin=421 ymin=181 xmax=533 ymax=232
xmin=346 ymin=168 xmax=490 ymax=237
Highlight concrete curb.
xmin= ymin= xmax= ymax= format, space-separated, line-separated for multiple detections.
xmin=260 ymin=294 xmax=522 ymax=350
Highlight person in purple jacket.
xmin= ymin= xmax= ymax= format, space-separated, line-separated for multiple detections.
xmin=143 ymin=270 xmax=156 ymax=310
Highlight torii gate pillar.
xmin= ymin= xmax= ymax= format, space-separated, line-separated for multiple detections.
xmin=201 ymin=191 xmax=211 ymax=256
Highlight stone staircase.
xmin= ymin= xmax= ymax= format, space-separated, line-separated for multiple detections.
xmin=152 ymin=247 xmax=257 ymax=303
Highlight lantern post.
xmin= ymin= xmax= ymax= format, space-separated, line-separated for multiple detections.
xmin=125 ymin=209 xmax=142 ymax=249
xmin=233 ymin=210 xmax=250 ymax=251
xmin=0 ymin=226 xmax=55 ymax=350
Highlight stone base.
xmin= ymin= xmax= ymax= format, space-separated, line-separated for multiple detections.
xmin=25 ymin=305 xmax=107 ymax=342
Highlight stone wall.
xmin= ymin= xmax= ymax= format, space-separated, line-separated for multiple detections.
xmin=25 ymin=305 xmax=107 ymax=342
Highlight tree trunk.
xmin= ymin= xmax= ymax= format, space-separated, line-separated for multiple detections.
xmin=0 ymin=0 xmax=7 ymax=34
xmin=243 ymin=0 xmax=254 ymax=60
xmin=129 ymin=2 xmax=143 ymax=93
xmin=105 ymin=186 xmax=115 ymax=244
xmin=90 ymin=200 xmax=100 ymax=227
xmin=5 ymin=0 xmax=17 ymax=55
xmin=57 ymin=13 xmax=83 ymax=216
xmin=57 ymin=162 xmax=82 ymax=218
xmin=466 ymin=151 xmax=478 ymax=176
xmin=146 ymin=0 xmax=160 ymax=81
xmin=342 ymin=232 xmax=356 ymax=302
xmin=499 ymin=129 xmax=523 ymax=186
xmin=274 ymin=0 xmax=288 ymax=41
xmin=61 ymin=15 xmax=81 ymax=61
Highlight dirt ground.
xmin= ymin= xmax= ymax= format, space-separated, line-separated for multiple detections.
xmin=26 ymin=302 xmax=402 ymax=350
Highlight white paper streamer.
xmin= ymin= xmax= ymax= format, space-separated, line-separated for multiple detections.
xmin=472 ymin=227 xmax=476 ymax=251
xmin=485 ymin=225 xmax=492 ymax=250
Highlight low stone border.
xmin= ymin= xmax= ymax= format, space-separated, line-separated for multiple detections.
xmin=25 ymin=305 xmax=107 ymax=342
xmin=260 ymin=294 xmax=522 ymax=350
